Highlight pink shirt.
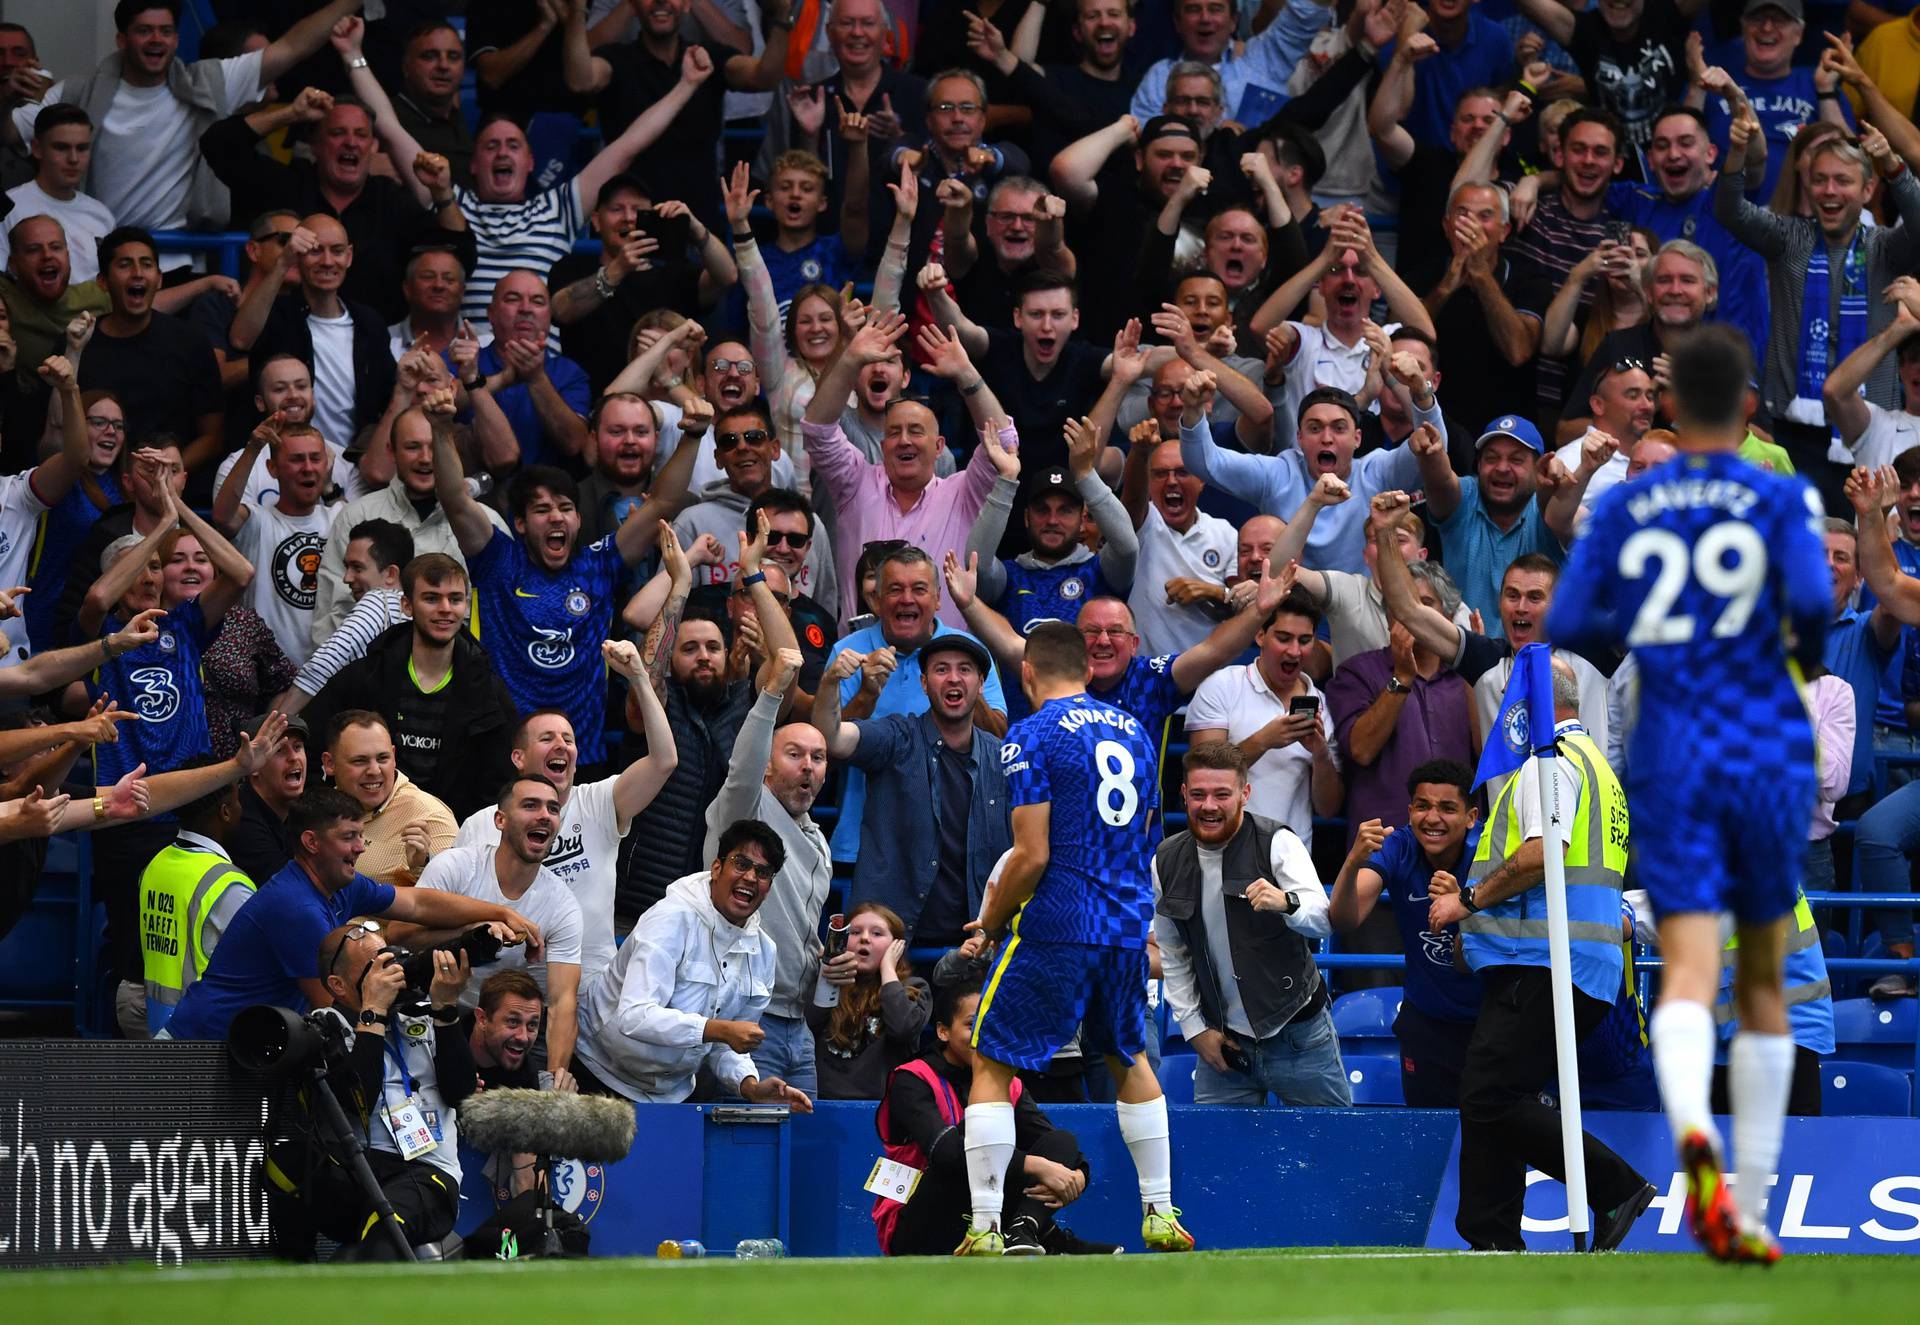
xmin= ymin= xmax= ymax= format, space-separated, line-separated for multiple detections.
xmin=802 ymin=416 xmax=1017 ymax=627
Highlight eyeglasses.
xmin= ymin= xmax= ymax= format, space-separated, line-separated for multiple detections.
xmin=326 ymin=918 xmax=381 ymax=975
xmin=1147 ymin=386 xmax=1182 ymax=400
xmin=716 ymin=428 xmax=771 ymax=451
xmin=763 ymin=528 xmax=811 ymax=548
xmin=932 ymin=100 xmax=983 ymax=116
xmin=727 ymin=852 xmax=776 ymax=882
xmin=85 ymin=415 xmax=127 ymax=433
xmin=987 ymin=210 xmax=1037 ymax=224
xmin=1080 ymin=625 xmax=1136 ymax=641
xmin=707 ymin=358 xmax=754 ymax=375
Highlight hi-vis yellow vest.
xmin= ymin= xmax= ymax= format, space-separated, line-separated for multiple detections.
xmin=140 ymin=842 xmax=252 ymax=1032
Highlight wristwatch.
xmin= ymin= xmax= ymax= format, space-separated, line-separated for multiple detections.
xmin=357 ymin=1009 xmax=389 ymax=1029
xmin=1282 ymin=890 xmax=1300 ymax=916
xmin=1386 ymin=677 xmax=1412 ymax=695
xmin=1459 ymin=884 xmax=1480 ymax=915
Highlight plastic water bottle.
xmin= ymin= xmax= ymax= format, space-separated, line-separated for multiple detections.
xmin=734 ymin=1238 xmax=786 ymax=1259
xmin=657 ymin=1239 xmax=706 ymax=1258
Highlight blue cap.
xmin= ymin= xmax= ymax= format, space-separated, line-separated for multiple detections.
xmin=1476 ymin=415 xmax=1544 ymax=454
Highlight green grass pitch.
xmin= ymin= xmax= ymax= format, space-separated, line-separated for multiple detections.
xmin=12 ymin=1247 xmax=1920 ymax=1324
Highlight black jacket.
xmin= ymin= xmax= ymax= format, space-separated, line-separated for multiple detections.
xmin=304 ymin=623 xmax=516 ymax=820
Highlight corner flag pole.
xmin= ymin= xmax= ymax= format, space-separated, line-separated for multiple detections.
xmin=1534 ymin=736 xmax=1591 ymax=1252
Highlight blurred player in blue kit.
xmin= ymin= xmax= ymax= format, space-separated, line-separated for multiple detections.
xmin=956 ymin=621 xmax=1193 ymax=1257
xmin=1548 ymin=326 xmax=1830 ymax=1266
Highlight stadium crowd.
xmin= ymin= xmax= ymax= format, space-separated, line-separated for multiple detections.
xmin=1 ymin=0 xmax=1919 ymax=1255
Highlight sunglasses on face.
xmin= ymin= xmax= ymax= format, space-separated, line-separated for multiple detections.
xmin=716 ymin=428 xmax=771 ymax=451
xmin=762 ymin=528 xmax=810 ymax=548
xmin=728 ymin=852 xmax=776 ymax=882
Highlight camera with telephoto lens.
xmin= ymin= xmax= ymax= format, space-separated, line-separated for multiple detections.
xmin=384 ymin=927 xmax=520 ymax=1016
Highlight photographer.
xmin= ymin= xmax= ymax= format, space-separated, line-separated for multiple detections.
xmin=295 ymin=921 xmax=474 ymax=1260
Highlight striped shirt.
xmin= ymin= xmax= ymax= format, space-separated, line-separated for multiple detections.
xmin=456 ymin=180 xmax=584 ymax=347
xmin=292 ymin=588 xmax=406 ymax=699
xmin=1502 ymin=192 xmax=1615 ymax=417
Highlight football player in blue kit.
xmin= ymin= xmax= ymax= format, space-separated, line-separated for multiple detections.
xmin=957 ymin=621 xmax=1192 ymax=1257
xmin=1547 ymin=326 xmax=1830 ymax=1265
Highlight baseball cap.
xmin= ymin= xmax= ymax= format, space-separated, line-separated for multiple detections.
xmin=1476 ymin=415 xmax=1544 ymax=454
xmin=921 ymin=632 xmax=994 ymax=675
xmin=242 ymin=711 xmax=310 ymax=743
xmin=1742 ymin=0 xmax=1803 ymax=20
xmin=1139 ymin=115 xmax=1202 ymax=150
xmin=1261 ymin=120 xmax=1327 ymax=190
xmin=1027 ymin=466 xmax=1086 ymax=507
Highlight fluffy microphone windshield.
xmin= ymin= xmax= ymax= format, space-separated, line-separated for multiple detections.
xmin=460 ymin=1088 xmax=638 ymax=1161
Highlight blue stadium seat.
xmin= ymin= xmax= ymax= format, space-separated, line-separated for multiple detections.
xmin=1156 ymin=1053 xmax=1196 ymax=1104
xmin=1343 ymin=1053 xmax=1405 ymax=1106
xmin=1831 ymin=998 xmax=1919 ymax=1069
xmin=1332 ymin=987 xmax=1402 ymax=1055
xmin=1820 ymin=1059 xmax=1913 ymax=1116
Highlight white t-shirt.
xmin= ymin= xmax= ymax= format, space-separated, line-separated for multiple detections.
xmin=455 ymin=776 xmax=625 ymax=984
xmin=233 ymin=502 xmax=338 ymax=665
xmin=19 ymin=52 xmax=264 ymax=229
xmin=0 ymin=180 xmax=115 ymax=282
xmin=213 ymin=443 xmax=367 ymax=510
xmin=1849 ymin=401 xmax=1920 ymax=471
xmin=1275 ymin=322 xmax=1378 ymax=427
xmin=1129 ymin=505 xmax=1238 ymax=657
xmin=0 ymin=471 xmax=50 ymax=663
xmin=1554 ymin=430 xmax=1631 ymax=534
xmin=1185 ymin=665 xmax=1332 ymax=841
xmin=1512 ymin=722 xmax=1586 ymax=854
xmin=417 ymin=843 xmax=584 ymax=1007
xmin=308 ymin=311 xmax=358 ymax=452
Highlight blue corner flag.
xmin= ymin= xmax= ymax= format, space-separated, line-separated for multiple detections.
xmin=1473 ymin=642 xmax=1556 ymax=789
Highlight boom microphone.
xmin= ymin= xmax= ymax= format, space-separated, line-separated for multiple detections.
xmin=459 ymin=1088 xmax=638 ymax=1162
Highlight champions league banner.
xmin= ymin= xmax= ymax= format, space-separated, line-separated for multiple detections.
xmin=0 ymin=1041 xmax=277 ymax=1267
xmin=1426 ymin=1114 xmax=1920 ymax=1253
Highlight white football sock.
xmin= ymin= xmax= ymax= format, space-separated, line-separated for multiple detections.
xmin=962 ymin=1102 xmax=1016 ymax=1231
xmin=1115 ymin=1096 xmax=1173 ymax=1212
xmin=1729 ymin=1031 xmax=1794 ymax=1230
xmin=1650 ymin=999 xmax=1722 ymax=1154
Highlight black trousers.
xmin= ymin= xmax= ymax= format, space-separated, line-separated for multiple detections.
xmin=1456 ymin=965 xmax=1648 ymax=1250
xmin=308 ymin=1149 xmax=461 ymax=1258
xmin=1397 ymin=1003 xmax=1477 ymax=1110
xmin=1711 ymin=1043 xmax=1824 ymax=1117
xmin=886 ymin=1126 xmax=1085 ymax=1255
xmin=1771 ymin=418 xmax=1848 ymax=516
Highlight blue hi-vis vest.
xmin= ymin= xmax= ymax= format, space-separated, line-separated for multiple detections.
xmin=1463 ymin=726 xmax=1629 ymax=1005
xmin=1715 ymin=891 xmax=1836 ymax=1055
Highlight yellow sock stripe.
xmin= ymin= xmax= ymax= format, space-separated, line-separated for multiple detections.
xmin=970 ymin=935 xmax=1022 ymax=1047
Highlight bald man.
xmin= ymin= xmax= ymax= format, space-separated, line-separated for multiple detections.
xmin=229 ymin=211 xmax=399 ymax=453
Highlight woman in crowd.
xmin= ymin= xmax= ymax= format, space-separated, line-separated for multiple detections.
xmin=808 ymin=902 xmax=929 ymax=1100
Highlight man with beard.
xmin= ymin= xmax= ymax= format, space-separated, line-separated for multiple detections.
xmin=78 ymin=227 xmax=223 ymax=470
xmin=620 ymin=521 xmax=796 ymax=923
xmin=434 ymin=388 xmax=669 ymax=778
xmin=576 ymin=391 xmax=705 ymax=547
xmin=814 ymin=633 xmax=1011 ymax=949
xmin=455 ymin=270 xmax=589 ymax=470
xmin=1154 ymin=740 xmax=1346 ymax=1108
xmin=1562 ymin=239 xmax=1724 ymax=439
xmin=467 ymin=970 xmax=556 ymax=1091
xmin=1179 ymin=373 xmax=1453 ymax=573
xmin=230 ymin=710 xmax=311 ymax=885
xmin=305 ymin=555 xmax=516 ymax=822
xmin=965 ymin=0 xmax=1136 ymax=178
xmin=455 ymin=641 xmax=678 ymax=989
xmin=311 ymin=405 xmax=506 ymax=644
xmin=1420 ymin=182 xmax=1553 ymax=436
xmin=1553 ymin=359 xmax=1658 ymax=522
xmin=420 ymin=774 xmax=584 ymax=1074
xmin=574 ymin=820 xmax=812 ymax=1110
xmin=548 ymin=172 xmax=736 ymax=396
xmin=1249 ymin=207 xmax=1436 ymax=438
xmin=5 ymin=0 xmax=365 ymax=230
xmin=229 ymin=214 xmax=398 ymax=458
xmin=210 ymin=419 xmax=339 ymax=665
xmin=0 ymin=215 xmax=109 ymax=374
xmin=200 ymin=86 xmax=474 ymax=323
xmin=706 ymin=646 xmax=832 ymax=1097
xmin=1423 ymin=416 xmax=1582 ymax=630
xmin=675 ymin=400 xmax=838 ymax=611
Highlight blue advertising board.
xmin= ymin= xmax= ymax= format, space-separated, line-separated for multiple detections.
xmin=1425 ymin=1113 xmax=1920 ymax=1253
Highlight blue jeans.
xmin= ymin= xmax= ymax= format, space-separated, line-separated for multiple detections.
xmin=753 ymin=1011 xmax=819 ymax=1100
xmin=1853 ymin=781 xmax=1919 ymax=947
xmin=1192 ymin=1005 xmax=1353 ymax=1106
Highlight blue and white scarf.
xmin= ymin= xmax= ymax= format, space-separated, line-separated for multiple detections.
xmin=1792 ymin=227 xmax=1870 ymax=424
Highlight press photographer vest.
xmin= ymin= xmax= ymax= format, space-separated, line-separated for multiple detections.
xmin=1154 ymin=813 xmax=1322 ymax=1039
